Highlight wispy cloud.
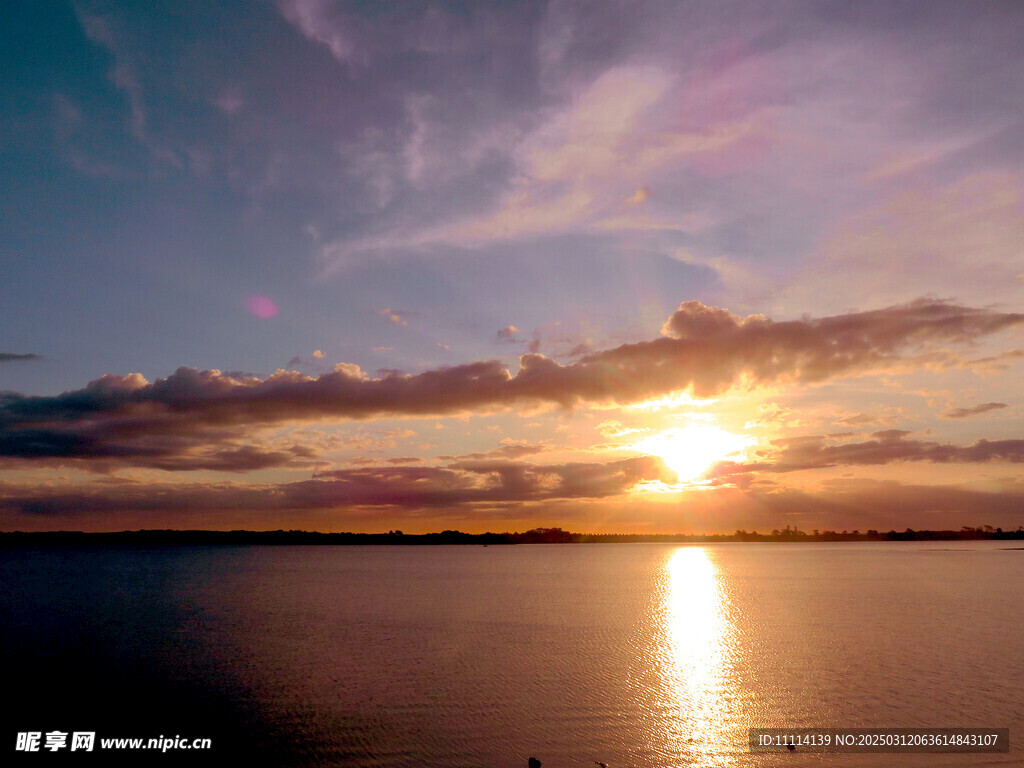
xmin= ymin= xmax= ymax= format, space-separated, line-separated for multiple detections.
xmin=278 ymin=0 xmax=363 ymax=65
xmin=439 ymin=442 xmax=549 ymax=462
xmin=75 ymin=10 xmax=182 ymax=169
xmin=941 ymin=402 xmax=1008 ymax=420
xmin=784 ymin=173 xmax=1024 ymax=313
xmin=317 ymin=59 xmax=776 ymax=268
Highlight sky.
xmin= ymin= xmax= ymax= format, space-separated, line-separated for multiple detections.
xmin=2 ymin=0 xmax=1024 ymax=534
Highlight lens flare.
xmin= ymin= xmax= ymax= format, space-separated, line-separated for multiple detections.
xmin=246 ymin=294 xmax=279 ymax=319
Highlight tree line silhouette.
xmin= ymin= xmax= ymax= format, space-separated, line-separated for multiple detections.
xmin=2 ymin=524 xmax=1022 ymax=546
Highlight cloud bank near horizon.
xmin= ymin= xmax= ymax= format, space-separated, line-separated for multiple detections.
xmin=1 ymin=299 xmax=1020 ymax=473
xmin=4 ymin=462 xmax=1023 ymax=535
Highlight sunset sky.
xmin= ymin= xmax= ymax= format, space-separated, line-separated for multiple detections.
xmin=3 ymin=1 xmax=1024 ymax=533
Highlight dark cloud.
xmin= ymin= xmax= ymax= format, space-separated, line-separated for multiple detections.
xmin=0 ymin=456 xmax=674 ymax=517
xmin=0 ymin=419 xmax=311 ymax=472
xmin=0 ymin=299 xmax=1020 ymax=470
xmin=135 ymin=445 xmax=312 ymax=473
xmin=941 ymin=402 xmax=1008 ymax=419
xmin=709 ymin=430 xmax=1024 ymax=481
xmin=0 ymin=353 xmax=42 ymax=362
xmin=7 ymin=468 xmax=1024 ymax=535
xmin=310 ymin=456 xmax=673 ymax=507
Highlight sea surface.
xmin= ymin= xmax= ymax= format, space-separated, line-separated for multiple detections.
xmin=2 ymin=542 xmax=1021 ymax=767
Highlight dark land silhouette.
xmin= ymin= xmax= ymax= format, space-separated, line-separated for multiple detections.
xmin=1 ymin=524 xmax=1022 ymax=546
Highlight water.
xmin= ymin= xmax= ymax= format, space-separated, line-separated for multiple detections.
xmin=2 ymin=542 xmax=1021 ymax=766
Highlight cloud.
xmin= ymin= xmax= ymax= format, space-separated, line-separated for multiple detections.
xmin=126 ymin=444 xmax=313 ymax=473
xmin=831 ymin=411 xmax=905 ymax=430
xmin=316 ymin=57 xmax=774 ymax=268
xmin=709 ymin=430 xmax=1024 ymax=481
xmin=565 ymin=342 xmax=593 ymax=357
xmin=439 ymin=442 xmax=549 ymax=462
xmin=787 ymin=173 xmax=1024 ymax=313
xmin=0 ymin=416 xmax=312 ymax=473
xmin=288 ymin=349 xmax=327 ymax=368
xmin=625 ymin=187 xmax=650 ymax=205
xmin=383 ymin=65 xmax=674 ymax=248
xmin=423 ymin=61 xmax=775 ymax=249
xmin=690 ymin=478 xmax=1024 ymax=534
xmin=278 ymin=0 xmax=362 ymax=65
xmin=74 ymin=10 xmax=183 ymax=169
xmin=311 ymin=456 xmax=674 ymax=507
xmin=0 ymin=456 xmax=675 ymax=518
xmin=380 ymin=308 xmax=410 ymax=326
xmin=212 ymin=89 xmax=245 ymax=115
xmin=941 ymin=402 xmax=1008 ymax=420
xmin=0 ymin=353 xmax=42 ymax=363
xmin=0 ymin=300 xmax=1020 ymax=470
xmin=497 ymin=325 xmax=519 ymax=342
xmin=967 ymin=349 xmax=1024 ymax=375
xmin=8 ymin=465 xmax=1024 ymax=534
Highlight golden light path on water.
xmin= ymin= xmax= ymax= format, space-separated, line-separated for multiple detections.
xmin=652 ymin=547 xmax=742 ymax=767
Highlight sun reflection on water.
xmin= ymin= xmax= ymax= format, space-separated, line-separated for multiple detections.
xmin=655 ymin=547 xmax=738 ymax=766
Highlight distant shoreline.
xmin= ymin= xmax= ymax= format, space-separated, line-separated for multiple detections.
xmin=1 ymin=526 xmax=1022 ymax=546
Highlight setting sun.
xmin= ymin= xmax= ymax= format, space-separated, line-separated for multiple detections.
xmin=632 ymin=425 xmax=752 ymax=484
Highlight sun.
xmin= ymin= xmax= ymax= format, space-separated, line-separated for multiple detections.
xmin=632 ymin=424 xmax=751 ymax=484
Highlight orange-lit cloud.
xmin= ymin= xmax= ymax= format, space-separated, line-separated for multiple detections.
xmin=708 ymin=430 xmax=1024 ymax=481
xmin=380 ymin=308 xmax=410 ymax=325
xmin=0 ymin=299 xmax=1021 ymax=472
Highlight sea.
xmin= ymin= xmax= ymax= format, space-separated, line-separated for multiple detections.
xmin=2 ymin=541 xmax=1021 ymax=767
